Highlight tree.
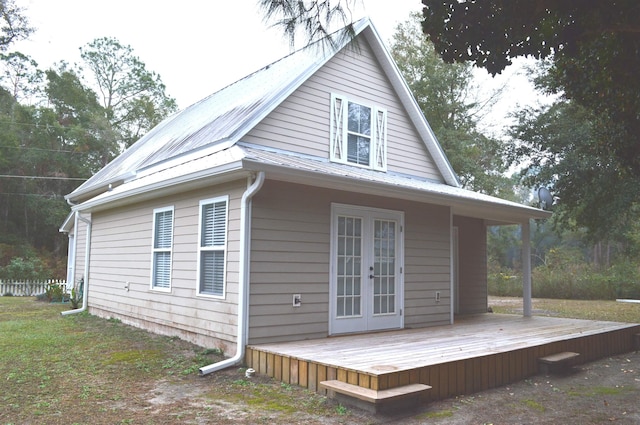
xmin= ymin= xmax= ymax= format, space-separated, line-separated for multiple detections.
xmin=421 ymin=0 xmax=640 ymax=174
xmin=0 ymin=0 xmax=33 ymax=51
xmin=78 ymin=37 xmax=177 ymax=147
xmin=390 ymin=13 xmax=511 ymax=196
xmin=259 ymin=0 xmax=359 ymax=50
xmin=0 ymin=51 xmax=43 ymax=104
xmin=508 ymin=98 xmax=640 ymax=244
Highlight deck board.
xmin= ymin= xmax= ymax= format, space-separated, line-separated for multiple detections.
xmin=250 ymin=314 xmax=638 ymax=375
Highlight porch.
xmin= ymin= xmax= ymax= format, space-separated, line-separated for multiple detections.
xmin=245 ymin=314 xmax=640 ymax=409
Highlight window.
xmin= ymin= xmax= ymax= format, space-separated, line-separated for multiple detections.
xmin=151 ymin=206 xmax=173 ymax=290
xmin=330 ymin=94 xmax=387 ymax=171
xmin=197 ymin=196 xmax=228 ymax=297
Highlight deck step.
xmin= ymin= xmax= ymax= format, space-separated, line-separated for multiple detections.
xmin=538 ymin=351 xmax=580 ymax=374
xmin=319 ymin=380 xmax=431 ymax=413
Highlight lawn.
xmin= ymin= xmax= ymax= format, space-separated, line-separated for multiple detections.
xmin=0 ymin=297 xmax=345 ymax=425
xmin=1 ymin=296 xmax=638 ymax=424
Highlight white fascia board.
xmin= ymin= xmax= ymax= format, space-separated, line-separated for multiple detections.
xmin=361 ymin=24 xmax=460 ymax=187
xmin=73 ymin=161 xmax=246 ymax=213
xmin=59 ymin=210 xmax=76 ymax=233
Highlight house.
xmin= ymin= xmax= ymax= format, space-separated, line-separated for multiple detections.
xmin=60 ymin=18 xmax=551 ymax=376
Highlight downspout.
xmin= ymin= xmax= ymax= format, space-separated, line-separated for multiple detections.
xmin=62 ymin=212 xmax=91 ymax=316
xmin=199 ymin=171 xmax=265 ymax=375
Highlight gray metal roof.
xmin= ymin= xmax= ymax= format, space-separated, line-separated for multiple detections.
xmin=76 ymin=141 xmax=549 ymax=224
xmin=63 ymin=18 xmax=542 ymax=224
xmin=67 ymin=27 xmax=333 ymax=202
xmin=67 ymin=18 xmax=461 ymax=204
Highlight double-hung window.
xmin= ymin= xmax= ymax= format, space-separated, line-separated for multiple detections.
xmin=330 ymin=93 xmax=387 ymax=171
xmin=197 ymin=196 xmax=228 ymax=297
xmin=151 ymin=206 xmax=174 ymax=291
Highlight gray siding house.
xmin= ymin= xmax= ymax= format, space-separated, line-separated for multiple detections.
xmin=60 ymin=19 xmax=550 ymax=373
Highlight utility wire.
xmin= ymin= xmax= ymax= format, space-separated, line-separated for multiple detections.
xmin=0 ymin=174 xmax=86 ymax=181
xmin=0 ymin=145 xmax=77 ymax=153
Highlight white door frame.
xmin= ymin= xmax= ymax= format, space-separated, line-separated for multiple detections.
xmin=329 ymin=203 xmax=404 ymax=335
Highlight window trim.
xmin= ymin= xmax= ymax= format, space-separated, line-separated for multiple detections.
xmin=330 ymin=93 xmax=387 ymax=171
xmin=196 ymin=195 xmax=229 ymax=298
xmin=150 ymin=206 xmax=174 ymax=292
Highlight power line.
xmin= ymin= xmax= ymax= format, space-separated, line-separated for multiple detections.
xmin=0 ymin=174 xmax=86 ymax=181
xmin=0 ymin=192 xmax=65 ymax=197
xmin=0 ymin=145 xmax=77 ymax=153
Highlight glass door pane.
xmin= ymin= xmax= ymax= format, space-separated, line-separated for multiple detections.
xmin=373 ymin=219 xmax=395 ymax=315
xmin=336 ymin=216 xmax=362 ymax=317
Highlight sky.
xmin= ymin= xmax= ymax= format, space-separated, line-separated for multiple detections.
xmin=13 ymin=0 xmax=540 ymax=133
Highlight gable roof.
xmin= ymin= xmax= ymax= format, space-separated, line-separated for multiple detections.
xmin=74 ymin=141 xmax=549 ymax=224
xmin=64 ymin=18 xmax=550 ymax=225
xmin=66 ymin=18 xmax=459 ymax=204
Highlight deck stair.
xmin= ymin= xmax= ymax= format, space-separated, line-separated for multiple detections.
xmin=319 ymin=379 xmax=431 ymax=413
xmin=538 ymin=351 xmax=580 ymax=374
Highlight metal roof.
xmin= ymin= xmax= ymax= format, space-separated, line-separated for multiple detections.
xmin=66 ymin=18 xmax=461 ymax=204
xmin=62 ymin=18 xmax=544 ymax=225
xmin=67 ymin=28 xmax=333 ymax=202
xmin=75 ymin=142 xmax=550 ymax=224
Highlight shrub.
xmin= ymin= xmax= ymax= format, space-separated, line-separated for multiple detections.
xmin=1 ymin=256 xmax=49 ymax=281
xmin=45 ymin=283 xmax=65 ymax=303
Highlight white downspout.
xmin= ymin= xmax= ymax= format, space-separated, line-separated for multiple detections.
xmin=62 ymin=212 xmax=91 ymax=316
xmin=199 ymin=171 xmax=265 ymax=375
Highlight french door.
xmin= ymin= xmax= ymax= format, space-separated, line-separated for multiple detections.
xmin=330 ymin=204 xmax=404 ymax=335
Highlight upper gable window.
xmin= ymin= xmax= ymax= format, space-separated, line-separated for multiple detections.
xmin=330 ymin=94 xmax=387 ymax=171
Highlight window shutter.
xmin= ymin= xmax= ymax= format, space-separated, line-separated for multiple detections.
xmin=200 ymin=251 xmax=224 ymax=295
xmin=199 ymin=197 xmax=228 ymax=297
xmin=201 ymin=201 xmax=226 ymax=247
xmin=154 ymin=210 xmax=173 ymax=249
xmin=153 ymin=252 xmax=171 ymax=289
xmin=152 ymin=208 xmax=173 ymax=290
xmin=373 ymin=107 xmax=387 ymax=171
xmin=330 ymin=94 xmax=346 ymax=162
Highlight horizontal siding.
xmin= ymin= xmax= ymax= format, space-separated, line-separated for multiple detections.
xmin=87 ymin=179 xmax=246 ymax=352
xmin=404 ymin=203 xmax=452 ymax=328
xmin=249 ymin=180 xmax=330 ymax=345
xmin=454 ymin=216 xmax=488 ymax=315
xmin=244 ymin=38 xmax=444 ymax=182
xmin=248 ymin=180 xmax=452 ymax=345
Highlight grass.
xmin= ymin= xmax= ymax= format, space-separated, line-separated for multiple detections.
xmin=0 ymin=297 xmax=342 ymax=424
xmin=489 ymin=297 xmax=640 ymax=323
xmin=1 ymin=296 xmax=638 ymax=424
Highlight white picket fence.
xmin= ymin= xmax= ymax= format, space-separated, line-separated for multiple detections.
xmin=0 ymin=279 xmax=68 ymax=296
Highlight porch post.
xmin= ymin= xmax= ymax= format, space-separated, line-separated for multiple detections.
xmin=522 ymin=219 xmax=532 ymax=317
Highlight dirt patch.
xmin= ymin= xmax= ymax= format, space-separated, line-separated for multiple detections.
xmin=90 ymin=352 xmax=640 ymax=425
xmin=396 ymin=351 xmax=640 ymax=425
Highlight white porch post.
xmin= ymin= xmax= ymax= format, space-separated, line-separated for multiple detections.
xmin=522 ymin=219 xmax=532 ymax=317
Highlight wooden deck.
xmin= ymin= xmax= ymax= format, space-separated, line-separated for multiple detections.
xmin=246 ymin=314 xmax=640 ymax=403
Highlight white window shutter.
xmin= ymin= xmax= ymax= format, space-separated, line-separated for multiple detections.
xmin=330 ymin=94 xmax=346 ymax=162
xmin=373 ymin=107 xmax=387 ymax=171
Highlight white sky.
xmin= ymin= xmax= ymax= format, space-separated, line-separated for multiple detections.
xmin=13 ymin=0 xmax=541 ymax=134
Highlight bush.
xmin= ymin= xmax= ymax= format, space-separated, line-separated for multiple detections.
xmin=45 ymin=283 xmax=65 ymax=303
xmin=1 ymin=257 xmax=49 ymax=281
xmin=490 ymin=258 xmax=640 ymax=301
